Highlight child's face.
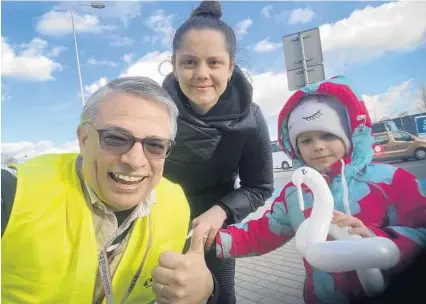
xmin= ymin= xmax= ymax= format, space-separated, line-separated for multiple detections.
xmin=297 ymin=131 xmax=346 ymax=171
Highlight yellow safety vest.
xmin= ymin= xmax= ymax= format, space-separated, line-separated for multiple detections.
xmin=1 ymin=153 xmax=190 ymax=303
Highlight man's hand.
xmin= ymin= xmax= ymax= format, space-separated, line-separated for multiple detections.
xmin=192 ymin=205 xmax=227 ymax=249
xmin=152 ymin=223 xmax=214 ymax=304
xmin=332 ymin=210 xmax=373 ymax=238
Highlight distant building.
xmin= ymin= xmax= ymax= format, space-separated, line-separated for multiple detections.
xmin=375 ymin=112 xmax=426 ymax=135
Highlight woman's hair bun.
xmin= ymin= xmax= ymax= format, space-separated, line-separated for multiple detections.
xmin=191 ymin=1 xmax=222 ymax=19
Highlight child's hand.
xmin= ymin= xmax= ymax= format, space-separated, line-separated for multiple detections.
xmin=332 ymin=210 xmax=373 ymax=238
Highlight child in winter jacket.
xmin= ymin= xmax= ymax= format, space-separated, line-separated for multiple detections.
xmin=215 ymin=76 xmax=426 ymax=303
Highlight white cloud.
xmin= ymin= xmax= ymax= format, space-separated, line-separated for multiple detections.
xmin=249 ymin=73 xmax=424 ymax=139
xmin=363 ymin=80 xmax=422 ymax=122
xmin=36 ymin=11 xmax=109 ymax=36
xmin=252 ymin=72 xmax=291 ymax=118
xmin=254 ymin=38 xmax=281 ymax=53
xmin=249 ymin=73 xmax=423 ymax=138
xmin=261 ymin=5 xmax=273 ymax=19
xmin=48 ymin=46 xmax=67 ymax=57
xmin=97 ymin=2 xmax=141 ymax=27
xmin=1 ymin=140 xmax=80 ymax=161
xmin=288 ymin=7 xmax=315 ymax=25
xmin=84 ymin=77 xmax=108 ymax=97
xmin=320 ymin=1 xmax=426 ymax=69
xmin=19 ymin=38 xmax=49 ymax=56
xmin=245 ymin=71 xmax=292 ymax=140
xmin=1 ymin=37 xmax=62 ymax=81
xmin=2 ymin=141 xmax=35 ymax=155
xmin=123 ymin=53 xmax=135 ymax=65
xmin=142 ymin=35 xmax=160 ymax=46
xmin=120 ymin=51 xmax=172 ymax=85
xmin=53 ymin=1 xmax=141 ymax=27
xmin=274 ymin=8 xmax=315 ymax=25
xmin=261 ymin=2 xmax=425 ymax=73
xmin=85 ymin=51 xmax=171 ymax=101
xmin=110 ymin=36 xmax=134 ymax=47
xmin=145 ymin=10 xmax=174 ymax=47
xmin=87 ymin=58 xmax=118 ymax=67
xmin=235 ymin=18 xmax=253 ymax=36
xmin=274 ymin=10 xmax=289 ymax=24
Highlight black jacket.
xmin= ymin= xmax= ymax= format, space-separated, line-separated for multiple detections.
xmin=162 ymin=67 xmax=274 ymax=224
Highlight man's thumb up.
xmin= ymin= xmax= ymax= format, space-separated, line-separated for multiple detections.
xmin=152 ymin=222 xmax=214 ymax=304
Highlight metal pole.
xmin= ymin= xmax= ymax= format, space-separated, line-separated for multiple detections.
xmin=71 ymin=3 xmax=105 ymax=106
xmin=299 ymin=33 xmax=309 ymax=86
xmin=72 ymin=3 xmax=88 ymax=105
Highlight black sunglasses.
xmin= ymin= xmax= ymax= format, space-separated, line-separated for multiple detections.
xmin=85 ymin=123 xmax=174 ymax=159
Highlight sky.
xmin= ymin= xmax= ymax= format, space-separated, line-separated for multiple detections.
xmin=2 ymin=0 xmax=426 ymax=159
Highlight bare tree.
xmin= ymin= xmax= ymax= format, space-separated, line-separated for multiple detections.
xmin=1 ymin=155 xmax=17 ymax=166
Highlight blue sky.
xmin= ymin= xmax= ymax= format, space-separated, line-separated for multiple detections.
xmin=2 ymin=0 xmax=426 ymax=158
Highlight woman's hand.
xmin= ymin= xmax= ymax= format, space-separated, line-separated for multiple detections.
xmin=192 ymin=205 xmax=228 ymax=249
xmin=332 ymin=210 xmax=373 ymax=238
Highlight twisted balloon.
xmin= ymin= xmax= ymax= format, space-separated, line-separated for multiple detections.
xmin=292 ymin=166 xmax=400 ymax=296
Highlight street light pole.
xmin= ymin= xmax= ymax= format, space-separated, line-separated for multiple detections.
xmin=71 ymin=2 xmax=105 ymax=106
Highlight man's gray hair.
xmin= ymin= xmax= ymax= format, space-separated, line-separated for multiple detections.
xmin=80 ymin=77 xmax=179 ymax=139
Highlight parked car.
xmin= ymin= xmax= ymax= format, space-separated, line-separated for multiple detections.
xmin=373 ymin=131 xmax=426 ymax=162
xmin=271 ymin=140 xmax=293 ymax=170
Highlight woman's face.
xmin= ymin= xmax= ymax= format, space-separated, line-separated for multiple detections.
xmin=173 ymin=29 xmax=234 ymax=114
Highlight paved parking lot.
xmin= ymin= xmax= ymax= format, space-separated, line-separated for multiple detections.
xmin=235 ymin=202 xmax=305 ymax=304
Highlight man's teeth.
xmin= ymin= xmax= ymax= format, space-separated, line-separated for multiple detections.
xmin=112 ymin=173 xmax=143 ymax=182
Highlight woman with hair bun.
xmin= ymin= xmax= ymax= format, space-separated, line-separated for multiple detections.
xmin=162 ymin=1 xmax=274 ymax=303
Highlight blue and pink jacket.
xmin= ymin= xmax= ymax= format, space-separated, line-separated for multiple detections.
xmin=216 ymin=76 xmax=426 ymax=303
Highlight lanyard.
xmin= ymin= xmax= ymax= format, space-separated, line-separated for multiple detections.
xmin=75 ymin=156 xmax=152 ymax=303
xmin=97 ymin=219 xmax=151 ymax=304
xmin=95 ymin=216 xmax=152 ymax=304
xmin=98 ymin=250 xmax=114 ymax=304
xmin=121 ymin=215 xmax=152 ymax=303
xmin=76 ymin=161 xmax=115 ymax=304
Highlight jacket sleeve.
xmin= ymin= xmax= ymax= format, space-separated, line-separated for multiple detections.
xmin=367 ymin=168 xmax=426 ymax=267
xmin=1 ymin=168 xmax=17 ymax=237
xmin=216 ymin=105 xmax=274 ymax=224
xmin=216 ymin=186 xmax=295 ymax=258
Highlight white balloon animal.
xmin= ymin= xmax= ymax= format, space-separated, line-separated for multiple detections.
xmin=292 ymin=166 xmax=400 ymax=296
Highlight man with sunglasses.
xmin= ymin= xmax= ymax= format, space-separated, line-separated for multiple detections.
xmin=1 ymin=77 xmax=218 ymax=304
